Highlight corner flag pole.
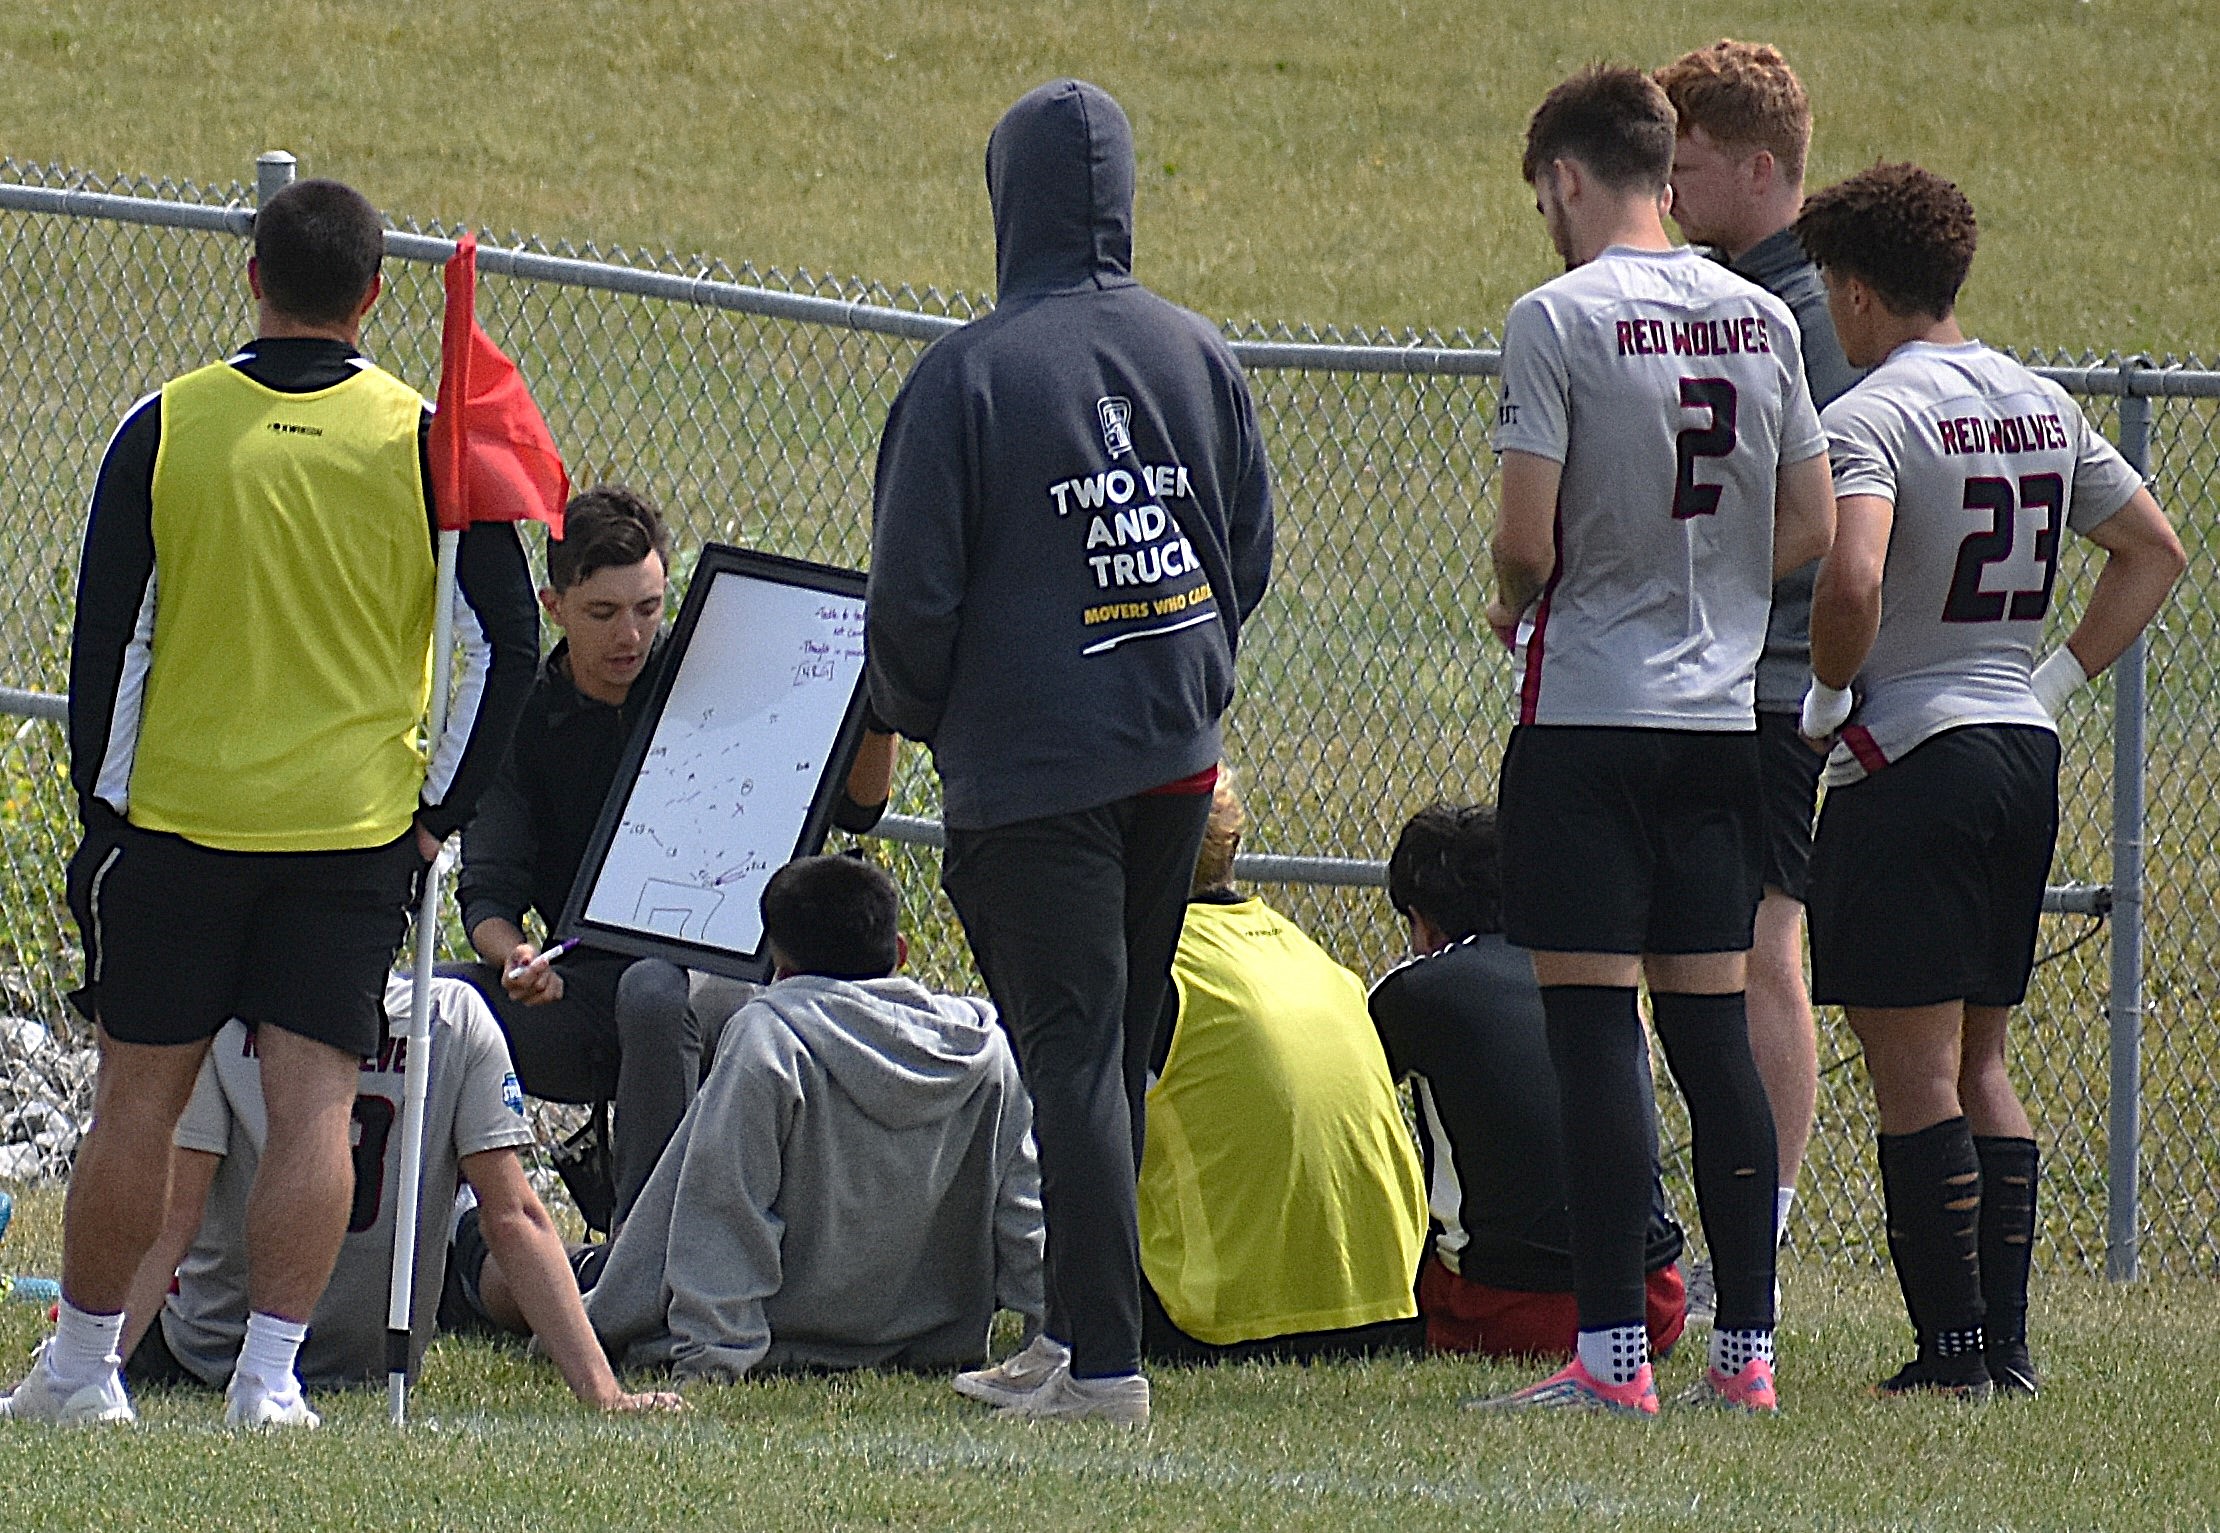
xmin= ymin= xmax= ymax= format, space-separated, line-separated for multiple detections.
xmin=386 ymin=529 xmax=459 ymax=1428
xmin=383 ymin=231 xmax=568 ymax=1427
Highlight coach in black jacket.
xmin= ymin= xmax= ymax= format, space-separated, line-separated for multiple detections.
xmin=867 ymin=79 xmax=1273 ymax=1422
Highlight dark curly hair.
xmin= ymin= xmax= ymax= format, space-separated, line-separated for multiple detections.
xmin=1386 ymin=804 xmax=1502 ymax=942
xmin=1793 ymin=162 xmax=1978 ymax=319
xmin=1523 ymin=65 xmax=1676 ymax=192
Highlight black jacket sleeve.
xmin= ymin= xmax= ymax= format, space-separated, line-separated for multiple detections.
xmin=1226 ymin=371 xmax=1275 ymax=625
xmin=864 ymin=359 xmax=971 ymax=744
xmin=68 ymin=394 xmax=162 ymax=820
xmin=455 ymin=743 xmax=538 ymax=938
xmin=418 ymin=518 xmax=541 ymax=840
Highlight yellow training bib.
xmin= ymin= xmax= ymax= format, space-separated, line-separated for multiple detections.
xmin=1140 ymin=898 xmax=1428 ymax=1345
xmin=130 ymin=360 xmax=433 ymax=851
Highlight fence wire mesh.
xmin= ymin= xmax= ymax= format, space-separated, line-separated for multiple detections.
xmin=0 ymin=156 xmax=2211 ymax=1278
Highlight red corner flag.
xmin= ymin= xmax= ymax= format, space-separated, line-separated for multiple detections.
xmin=428 ymin=234 xmax=570 ymax=536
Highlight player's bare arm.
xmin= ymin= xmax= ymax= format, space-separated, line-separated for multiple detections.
xmin=1773 ymin=452 xmax=1838 ymax=579
xmin=1488 ymin=450 xmax=1562 ymax=645
xmin=2051 ymin=486 xmax=2186 ymax=688
xmin=1809 ymin=493 xmax=1893 ymax=689
xmin=1802 ymin=491 xmax=1893 ymax=741
xmin=461 ymin=1149 xmax=685 ymax=1413
xmin=845 ymin=730 xmax=898 ymax=807
xmin=118 ymin=1147 xmax=222 ymax=1361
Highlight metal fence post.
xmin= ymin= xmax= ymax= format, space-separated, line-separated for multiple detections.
xmin=256 ymin=150 xmax=297 ymax=205
xmin=2108 ymin=363 xmax=2153 ymax=1283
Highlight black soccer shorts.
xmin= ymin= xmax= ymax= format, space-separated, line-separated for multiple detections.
xmin=1756 ymin=709 xmax=1826 ymax=903
xmin=1807 ymin=724 xmax=2060 ymax=1010
xmin=1497 ymin=725 xmax=1763 ymax=956
xmin=68 ymin=804 xmax=425 ymax=1058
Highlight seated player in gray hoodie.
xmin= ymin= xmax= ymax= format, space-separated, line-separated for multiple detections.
xmin=584 ymin=855 xmax=1045 ymax=1381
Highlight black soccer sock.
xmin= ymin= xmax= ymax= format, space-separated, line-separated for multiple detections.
xmin=1878 ymin=1117 xmax=1985 ymax=1359
xmin=1539 ymin=985 xmax=1656 ymax=1332
xmin=1975 ymin=1135 xmax=2039 ymax=1351
xmin=1650 ymin=991 xmax=1778 ymax=1333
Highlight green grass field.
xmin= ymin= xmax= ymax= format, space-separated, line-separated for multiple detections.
xmin=2 ymin=1189 xmax=2219 ymax=1531
xmin=5 ymin=3 xmax=2220 ymax=1526
xmin=3 ymin=0 xmax=2216 ymax=353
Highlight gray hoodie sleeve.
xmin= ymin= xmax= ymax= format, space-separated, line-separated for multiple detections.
xmin=583 ymin=1009 xmax=804 ymax=1380
xmin=988 ymin=1050 xmax=1047 ymax=1332
xmin=658 ymin=1018 xmax=805 ymax=1382
xmin=865 ymin=355 xmax=972 ymax=744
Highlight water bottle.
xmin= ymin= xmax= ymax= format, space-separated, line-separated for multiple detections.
xmin=4 ymin=1276 xmax=60 ymax=1305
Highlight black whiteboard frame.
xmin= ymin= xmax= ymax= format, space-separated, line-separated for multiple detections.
xmin=555 ymin=543 xmax=870 ymax=982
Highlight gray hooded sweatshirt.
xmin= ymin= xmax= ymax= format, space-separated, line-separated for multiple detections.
xmin=585 ymin=975 xmax=1044 ymax=1380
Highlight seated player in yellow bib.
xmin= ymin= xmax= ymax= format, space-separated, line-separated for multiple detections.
xmin=1133 ymin=770 xmax=1427 ymax=1362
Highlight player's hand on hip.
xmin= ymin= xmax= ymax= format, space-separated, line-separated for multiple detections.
xmin=1799 ymin=678 xmax=1854 ymax=750
xmin=609 ymin=1389 xmax=688 ymax=1414
xmin=503 ymin=943 xmax=565 ymax=1006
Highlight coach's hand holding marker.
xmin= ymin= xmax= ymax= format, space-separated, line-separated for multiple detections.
xmin=503 ymin=937 xmax=579 ymax=1005
xmin=2031 ymin=648 xmax=2090 ymax=722
xmin=1799 ymin=677 xmax=1855 ymax=744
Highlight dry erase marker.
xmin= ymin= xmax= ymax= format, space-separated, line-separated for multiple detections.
xmin=507 ymin=937 xmax=581 ymax=980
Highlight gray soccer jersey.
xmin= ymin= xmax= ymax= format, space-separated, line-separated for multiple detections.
xmin=160 ymin=976 xmax=533 ymax=1388
xmin=1493 ymin=246 xmax=1826 ymax=728
xmin=1820 ymin=341 xmax=2144 ymax=787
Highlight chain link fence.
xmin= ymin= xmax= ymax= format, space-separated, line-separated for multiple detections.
xmin=2 ymin=154 xmax=2215 ymax=1277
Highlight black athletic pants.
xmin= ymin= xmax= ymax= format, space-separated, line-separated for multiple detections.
xmin=943 ymin=792 xmax=1213 ymax=1380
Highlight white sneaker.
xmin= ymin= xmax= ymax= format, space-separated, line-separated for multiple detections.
xmin=224 ymin=1374 xmax=320 ymax=1430
xmin=953 ymin=1335 xmax=1072 ymax=1408
xmin=0 ymin=1360 xmax=135 ymax=1426
xmin=995 ymin=1365 xmax=1149 ymax=1427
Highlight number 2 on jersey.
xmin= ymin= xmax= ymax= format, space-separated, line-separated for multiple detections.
xmin=1943 ymin=473 xmax=2065 ymax=623
xmin=1673 ymin=378 xmax=1738 ymax=519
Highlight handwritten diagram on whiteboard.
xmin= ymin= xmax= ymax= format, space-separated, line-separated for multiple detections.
xmin=568 ymin=548 xmax=868 ymax=976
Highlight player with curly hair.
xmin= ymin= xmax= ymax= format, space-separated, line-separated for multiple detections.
xmin=1796 ymin=163 xmax=2184 ymax=1398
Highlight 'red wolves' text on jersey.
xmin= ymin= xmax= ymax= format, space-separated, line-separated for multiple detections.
xmin=1493 ymin=246 xmax=1826 ymax=728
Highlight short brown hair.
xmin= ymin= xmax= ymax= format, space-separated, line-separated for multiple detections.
xmin=1523 ymin=66 xmax=1676 ymax=192
xmin=1654 ymin=40 xmax=1812 ymax=184
xmin=252 ymin=179 xmax=384 ymax=326
xmin=547 ymin=485 xmax=671 ymax=591
xmin=1190 ymin=769 xmax=1243 ymax=897
xmin=1793 ymin=162 xmax=1978 ymax=320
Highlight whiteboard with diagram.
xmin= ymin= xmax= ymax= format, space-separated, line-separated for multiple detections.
xmin=559 ymin=544 xmax=870 ymax=980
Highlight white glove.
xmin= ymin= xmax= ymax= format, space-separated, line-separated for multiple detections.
xmin=1800 ymin=679 xmax=1854 ymax=740
xmin=2031 ymin=649 xmax=2089 ymax=720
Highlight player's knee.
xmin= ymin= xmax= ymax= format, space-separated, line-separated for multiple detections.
xmin=614 ymin=959 xmax=692 ymax=1044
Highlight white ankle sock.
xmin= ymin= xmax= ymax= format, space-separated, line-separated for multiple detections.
xmin=1575 ymin=1325 xmax=1648 ymax=1387
xmin=1775 ymin=1186 xmax=1797 ymax=1246
xmin=1710 ymin=1327 xmax=1774 ymax=1377
xmin=48 ymin=1300 xmax=125 ymax=1390
xmin=236 ymin=1312 xmax=310 ymax=1399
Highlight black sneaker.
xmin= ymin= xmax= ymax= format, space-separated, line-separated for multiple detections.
xmin=1875 ymin=1352 xmax=1992 ymax=1402
xmin=1985 ymin=1342 xmax=2039 ymax=1399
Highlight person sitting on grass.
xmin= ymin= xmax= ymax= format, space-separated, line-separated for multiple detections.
xmin=584 ymin=854 xmax=1044 ymax=1380
xmin=1369 ymin=804 xmax=1689 ymax=1362
xmin=116 ymin=976 xmax=682 ymax=1417
xmin=969 ymin=769 xmax=1426 ymax=1377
